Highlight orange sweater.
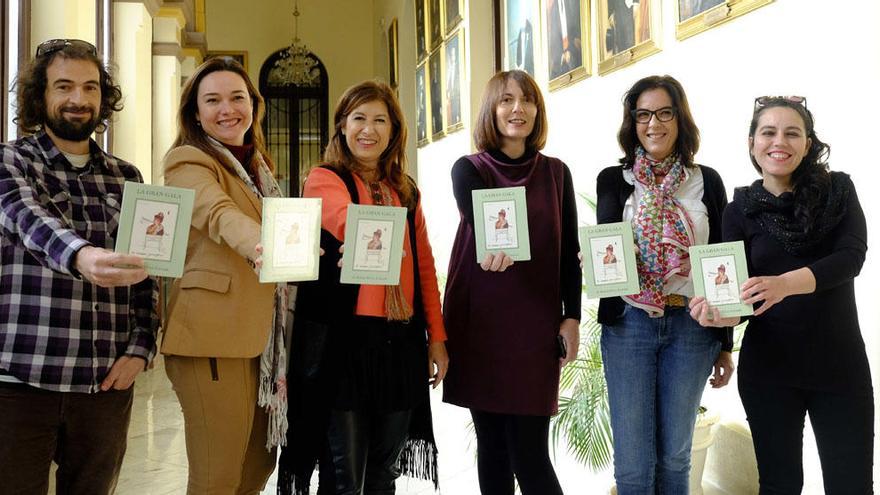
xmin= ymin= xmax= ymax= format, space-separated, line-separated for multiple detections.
xmin=303 ymin=167 xmax=447 ymax=343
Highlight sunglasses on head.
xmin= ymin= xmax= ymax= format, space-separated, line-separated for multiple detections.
xmin=754 ymin=95 xmax=807 ymax=112
xmin=35 ymin=39 xmax=98 ymax=58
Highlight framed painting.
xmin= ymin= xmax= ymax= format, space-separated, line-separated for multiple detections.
xmin=416 ymin=62 xmax=430 ymax=147
xmin=429 ymin=0 xmax=443 ymax=50
xmin=501 ymin=0 xmax=538 ymax=76
xmin=416 ymin=0 xmax=428 ymax=61
xmin=545 ymin=0 xmax=591 ymax=90
xmin=444 ymin=29 xmax=464 ymax=133
xmin=388 ymin=18 xmax=399 ymax=89
xmin=676 ymin=0 xmax=774 ymax=41
xmin=596 ymin=0 xmax=661 ymax=75
xmin=429 ymin=47 xmax=445 ymax=139
xmin=445 ymin=0 xmax=463 ymax=34
xmin=205 ymin=50 xmax=248 ymax=70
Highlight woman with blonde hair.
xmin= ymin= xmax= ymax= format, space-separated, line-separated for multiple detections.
xmin=278 ymin=80 xmax=447 ymax=495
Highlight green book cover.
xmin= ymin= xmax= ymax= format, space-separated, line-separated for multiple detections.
xmin=689 ymin=241 xmax=754 ymax=318
xmin=340 ymin=204 xmax=407 ymax=286
xmin=472 ymin=186 xmax=531 ymax=262
xmin=580 ymin=222 xmax=641 ymax=299
xmin=114 ymin=182 xmax=195 ymax=278
xmin=259 ymin=198 xmax=322 ymax=283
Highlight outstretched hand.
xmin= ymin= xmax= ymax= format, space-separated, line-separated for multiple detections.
xmin=75 ymin=246 xmax=148 ymax=288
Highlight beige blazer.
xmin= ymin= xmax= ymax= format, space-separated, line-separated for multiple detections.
xmin=161 ymin=145 xmax=274 ymax=357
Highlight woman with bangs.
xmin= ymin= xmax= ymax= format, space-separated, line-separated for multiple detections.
xmin=442 ymin=70 xmax=581 ymax=495
xmin=277 ymin=80 xmax=447 ymax=495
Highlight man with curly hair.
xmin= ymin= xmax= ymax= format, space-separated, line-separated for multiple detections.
xmin=0 ymin=39 xmax=158 ymax=494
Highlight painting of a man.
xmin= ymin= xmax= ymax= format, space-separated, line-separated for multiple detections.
xmin=547 ymin=0 xmax=583 ymax=80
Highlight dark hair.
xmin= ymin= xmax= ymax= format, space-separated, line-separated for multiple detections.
xmin=13 ymin=42 xmax=123 ymax=134
xmin=617 ymin=75 xmax=699 ymax=168
xmin=323 ymin=80 xmax=414 ymax=209
xmin=473 ymin=70 xmax=548 ymax=152
xmin=748 ymin=98 xmax=831 ymax=231
xmin=171 ymin=57 xmax=274 ymax=175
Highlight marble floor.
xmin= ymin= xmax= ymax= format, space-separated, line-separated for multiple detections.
xmin=52 ymin=355 xmax=738 ymax=494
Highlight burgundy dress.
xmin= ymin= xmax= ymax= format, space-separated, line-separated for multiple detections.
xmin=442 ymin=150 xmax=581 ymax=416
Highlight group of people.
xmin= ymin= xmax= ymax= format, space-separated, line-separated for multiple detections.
xmin=0 ymin=38 xmax=871 ymax=495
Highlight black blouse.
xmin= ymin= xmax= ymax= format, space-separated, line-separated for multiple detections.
xmin=724 ymin=172 xmax=871 ymax=393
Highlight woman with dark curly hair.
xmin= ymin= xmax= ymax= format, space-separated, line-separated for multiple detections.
xmin=596 ymin=75 xmax=733 ymax=494
xmin=690 ymin=96 xmax=873 ymax=493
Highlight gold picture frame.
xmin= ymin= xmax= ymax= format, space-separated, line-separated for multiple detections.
xmin=416 ymin=62 xmax=430 ymax=147
xmin=429 ymin=0 xmax=443 ymax=51
xmin=416 ymin=0 xmax=428 ymax=61
xmin=676 ymin=0 xmax=774 ymax=41
xmin=428 ymin=46 xmax=446 ymax=141
xmin=444 ymin=29 xmax=465 ymax=133
xmin=596 ymin=0 xmax=661 ymax=76
xmin=205 ymin=50 xmax=249 ymax=70
xmin=445 ymin=0 xmax=463 ymax=34
xmin=545 ymin=0 xmax=591 ymax=91
xmin=388 ymin=18 xmax=399 ymax=89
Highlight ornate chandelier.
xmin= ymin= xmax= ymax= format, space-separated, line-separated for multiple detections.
xmin=272 ymin=0 xmax=320 ymax=86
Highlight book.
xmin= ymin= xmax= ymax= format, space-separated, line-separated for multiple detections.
xmin=259 ymin=197 xmax=322 ymax=283
xmin=689 ymin=241 xmax=754 ymax=318
xmin=471 ymin=186 xmax=531 ymax=262
xmin=340 ymin=204 xmax=407 ymax=285
xmin=115 ymin=182 xmax=195 ymax=278
xmin=579 ymin=222 xmax=641 ymax=299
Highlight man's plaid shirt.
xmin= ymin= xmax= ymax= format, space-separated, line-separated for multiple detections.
xmin=0 ymin=131 xmax=158 ymax=393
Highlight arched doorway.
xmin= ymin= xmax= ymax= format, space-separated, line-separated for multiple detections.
xmin=259 ymin=48 xmax=329 ymax=197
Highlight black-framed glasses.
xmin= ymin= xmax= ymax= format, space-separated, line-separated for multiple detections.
xmin=631 ymin=106 xmax=676 ymax=124
xmin=35 ymin=39 xmax=98 ymax=58
xmin=754 ymin=95 xmax=807 ymax=112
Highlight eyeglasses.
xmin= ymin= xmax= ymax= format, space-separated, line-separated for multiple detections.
xmin=35 ymin=39 xmax=98 ymax=58
xmin=754 ymin=96 xmax=807 ymax=111
xmin=631 ymin=106 xmax=676 ymax=124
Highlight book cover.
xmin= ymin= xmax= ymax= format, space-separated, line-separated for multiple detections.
xmin=580 ymin=222 xmax=641 ymax=299
xmin=259 ymin=197 xmax=322 ymax=283
xmin=340 ymin=204 xmax=407 ymax=285
xmin=689 ymin=241 xmax=754 ymax=318
xmin=472 ymin=186 xmax=531 ymax=262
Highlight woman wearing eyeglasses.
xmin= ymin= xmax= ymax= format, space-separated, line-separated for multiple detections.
xmin=596 ymin=75 xmax=733 ymax=494
xmin=690 ymin=97 xmax=872 ymax=493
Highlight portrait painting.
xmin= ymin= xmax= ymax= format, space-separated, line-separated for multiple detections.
xmin=416 ymin=0 xmax=427 ymax=60
xmin=502 ymin=0 xmax=537 ymax=76
xmin=546 ymin=0 xmax=589 ymax=89
xmin=701 ymin=255 xmax=740 ymax=306
xmin=352 ymin=219 xmax=394 ymax=272
xmin=444 ymin=30 xmax=463 ymax=132
xmin=429 ymin=49 xmax=445 ymax=138
xmin=416 ymin=63 xmax=429 ymax=145
xmin=429 ymin=0 xmax=443 ymax=49
xmin=597 ymin=0 xmax=660 ymax=74
xmin=482 ymin=200 xmax=519 ymax=250
xmin=590 ymin=235 xmax=627 ymax=285
xmin=128 ymin=199 xmax=178 ymax=262
xmin=676 ymin=0 xmax=773 ymax=41
xmin=445 ymin=0 xmax=463 ymax=33
xmin=388 ymin=18 xmax=399 ymax=89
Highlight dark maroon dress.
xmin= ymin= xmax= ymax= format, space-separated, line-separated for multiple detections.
xmin=442 ymin=149 xmax=581 ymax=416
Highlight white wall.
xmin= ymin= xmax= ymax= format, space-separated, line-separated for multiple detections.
xmin=395 ymin=0 xmax=880 ymax=490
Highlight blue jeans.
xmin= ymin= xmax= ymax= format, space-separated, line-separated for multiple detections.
xmin=601 ymin=304 xmax=721 ymax=495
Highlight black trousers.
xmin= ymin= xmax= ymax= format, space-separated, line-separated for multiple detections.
xmin=325 ymin=409 xmax=412 ymax=495
xmin=739 ymin=380 xmax=874 ymax=495
xmin=470 ymin=409 xmax=564 ymax=495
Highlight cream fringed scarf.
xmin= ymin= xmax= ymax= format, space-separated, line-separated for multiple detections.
xmin=211 ymin=138 xmax=290 ymax=450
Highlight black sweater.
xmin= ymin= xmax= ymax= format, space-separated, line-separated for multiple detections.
xmin=724 ymin=172 xmax=871 ymax=393
xmin=595 ymin=163 xmax=733 ymax=351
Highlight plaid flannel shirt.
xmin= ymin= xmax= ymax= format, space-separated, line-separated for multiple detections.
xmin=0 ymin=131 xmax=158 ymax=393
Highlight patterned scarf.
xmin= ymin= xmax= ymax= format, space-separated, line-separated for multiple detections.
xmin=623 ymin=147 xmax=695 ymax=317
xmin=211 ymin=138 xmax=290 ymax=449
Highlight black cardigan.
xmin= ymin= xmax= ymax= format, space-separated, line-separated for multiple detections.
xmin=595 ymin=164 xmax=733 ymax=351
